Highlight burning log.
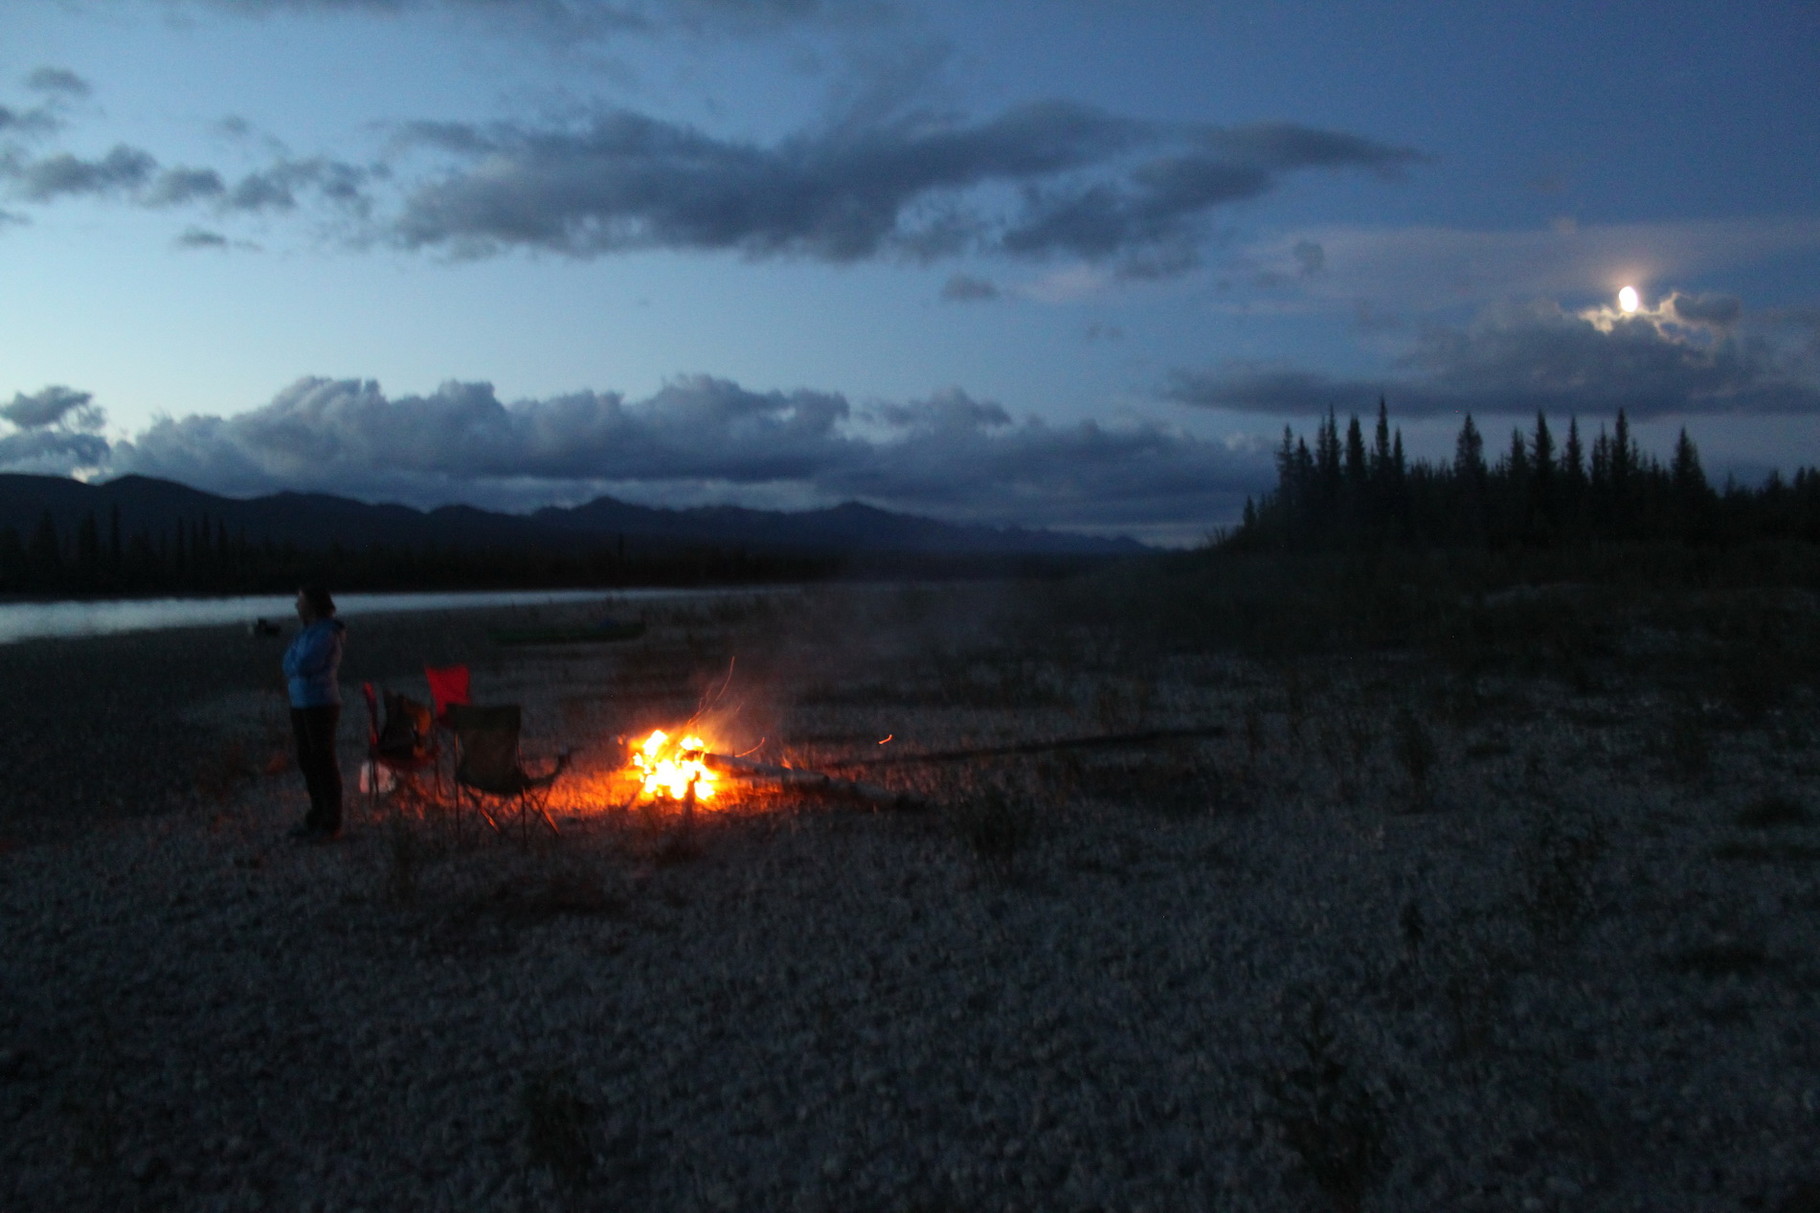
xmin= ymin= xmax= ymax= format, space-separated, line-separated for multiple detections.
xmin=621 ymin=730 xmax=924 ymax=812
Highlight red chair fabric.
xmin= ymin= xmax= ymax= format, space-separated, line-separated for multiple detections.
xmin=425 ymin=665 xmax=471 ymax=722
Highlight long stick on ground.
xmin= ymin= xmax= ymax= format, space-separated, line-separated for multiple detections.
xmin=700 ymin=752 xmax=926 ymax=812
xmin=814 ymin=725 xmax=1229 ymax=770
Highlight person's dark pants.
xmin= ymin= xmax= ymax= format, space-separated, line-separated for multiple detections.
xmin=291 ymin=705 xmax=343 ymax=832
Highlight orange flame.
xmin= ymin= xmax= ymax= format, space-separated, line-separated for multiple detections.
xmin=630 ymin=729 xmax=717 ymax=802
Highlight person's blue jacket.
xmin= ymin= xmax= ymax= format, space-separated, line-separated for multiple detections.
xmin=284 ymin=617 xmax=346 ymax=708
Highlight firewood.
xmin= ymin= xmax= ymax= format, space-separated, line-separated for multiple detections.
xmin=699 ymin=752 xmax=926 ymax=812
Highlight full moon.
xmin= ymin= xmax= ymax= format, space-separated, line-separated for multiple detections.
xmin=1618 ymin=285 xmax=1641 ymax=313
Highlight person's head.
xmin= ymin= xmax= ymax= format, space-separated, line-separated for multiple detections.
xmin=296 ymin=585 xmax=336 ymax=623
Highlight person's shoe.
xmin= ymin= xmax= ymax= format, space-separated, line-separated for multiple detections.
xmin=288 ymin=824 xmax=342 ymax=843
xmin=286 ymin=823 xmax=316 ymax=840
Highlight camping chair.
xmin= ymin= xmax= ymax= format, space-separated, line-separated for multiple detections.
xmin=443 ymin=703 xmax=570 ymax=840
xmin=361 ymin=683 xmax=440 ymax=819
xmin=424 ymin=665 xmax=470 ymax=723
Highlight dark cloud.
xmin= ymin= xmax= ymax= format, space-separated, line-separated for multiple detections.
xmin=940 ymin=273 xmax=998 ymax=302
xmin=0 ymin=132 xmax=375 ymax=220
xmin=394 ymin=101 xmax=1144 ymax=261
xmin=0 ymin=429 xmax=111 ymax=475
xmin=1292 ymin=238 xmax=1324 ymax=276
xmin=103 ymin=374 xmax=1265 ymax=531
xmin=175 ymin=226 xmax=232 ymax=249
xmin=0 ymin=386 xmax=109 ymax=473
xmin=25 ymin=68 xmax=91 ymax=98
xmin=1001 ymin=123 xmax=1419 ymax=265
xmin=2 ymin=385 xmax=102 ymax=430
xmin=5 ymin=145 xmax=158 ymax=201
xmin=0 ymin=69 xmax=82 ymax=138
xmin=145 ymin=167 xmax=228 ymax=206
xmin=1166 ymin=297 xmax=1820 ymax=418
xmin=224 ymin=157 xmax=378 ymax=213
xmin=1667 ymin=290 xmax=1742 ymax=328
xmin=392 ymin=106 xmax=1413 ymax=269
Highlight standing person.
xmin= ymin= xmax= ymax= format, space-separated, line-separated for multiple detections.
xmin=284 ymin=585 xmax=346 ymax=841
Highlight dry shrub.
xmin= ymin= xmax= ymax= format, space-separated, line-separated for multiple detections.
xmin=1262 ymin=995 xmax=1395 ymax=1213
xmin=1392 ymin=705 xmax=1438 ymax=809
xmin=948 ymin=783 xmax=1035 ymax=877
xmin=1518 ymin=813 xmax=1606 ymax=952
xmin=1736 ymin=793 xmax=1811 ymax=829
xmin=520 ymin=1068 xmax=593 ymax=1187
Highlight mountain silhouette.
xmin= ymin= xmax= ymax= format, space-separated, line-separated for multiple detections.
xmin=0 ymin=473 xmax=1146 ymax=559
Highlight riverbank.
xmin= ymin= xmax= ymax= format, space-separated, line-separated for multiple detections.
xmin=2 ymin=578 xmax=1817 ymax=1210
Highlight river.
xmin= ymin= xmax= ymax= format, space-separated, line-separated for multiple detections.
xmin=0 ymin=587 xmax=749 ymax=645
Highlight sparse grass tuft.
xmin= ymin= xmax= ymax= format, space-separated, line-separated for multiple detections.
xmin=1736 ymin=793 xmax=1811 ymax=829
xmin=1262 ymin=995 xmax=1395 ymax=1213
xmin=520 ymin=1068 xmax=593 ymax=1187
xmin=949 ymin=784 xmax=1035 ymax=877
xmin=1518 ymin=814 xmax=1606 ymax=952
xmin=1666 ymin=941 xmax=1775 ymax=979
xmin=1392 ymin=705 xmax=1438 ymax=809
xmin=1711 ymin=841 xmax=1820 ymax=864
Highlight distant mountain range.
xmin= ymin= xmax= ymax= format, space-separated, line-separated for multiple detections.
xmin=0 ymin=473 xmax=1148 ymax=559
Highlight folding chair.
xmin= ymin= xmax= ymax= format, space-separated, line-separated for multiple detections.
xmin=443 ymin=703 xmax=570 ymax=840
xmin=361 ymin=682 xmax=440 ymax=820
xmin=425 ymin=665 xmax=470 ymax=723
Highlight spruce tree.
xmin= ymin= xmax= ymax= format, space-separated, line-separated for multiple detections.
xmin=1563 ymin=418 xmax=1586 ymax=491
xmin=1371 ymin=397 xmax=1392 ymax=482
xmin=1344 ymin=415 xmax=1368 ymax=487
xmin=1671 ymin=428 xmax=1707 ymax=497
xmin=1454 ymin=414 xmax=1486 ymax=483
xmin=1530 ymin=412 xmax=1556 ymax=532
xmin=1316 ymin=409 xmax=1343 ymax=509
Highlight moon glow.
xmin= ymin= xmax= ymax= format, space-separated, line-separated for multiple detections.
xmin=1618 ymin=285 xmax=1641 ymax=313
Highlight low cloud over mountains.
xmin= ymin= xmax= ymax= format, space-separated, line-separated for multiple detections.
xmin=0 ymin=376 xmax=1264 ymax=542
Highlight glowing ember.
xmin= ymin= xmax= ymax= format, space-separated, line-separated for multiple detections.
xmin=631 ymin=729 xmax=718 ymax=802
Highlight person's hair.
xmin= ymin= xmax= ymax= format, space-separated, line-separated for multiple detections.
xmin=299 ymin=585 xmax=337 ymax=617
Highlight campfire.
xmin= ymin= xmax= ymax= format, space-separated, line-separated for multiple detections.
xmin=629 ymin=729 xmax=719 ymax=804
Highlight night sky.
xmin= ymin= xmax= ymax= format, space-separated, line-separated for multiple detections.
xmin=3 ymin=0 xmax=1816 ymax=544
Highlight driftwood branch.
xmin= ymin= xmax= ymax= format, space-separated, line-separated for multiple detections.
xmin=701 ymin=752 xmax=926 ymax=812
xmin=813 ymin=725 xmax=1228 ymax=771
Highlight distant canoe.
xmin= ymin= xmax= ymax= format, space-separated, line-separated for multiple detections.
xmin=488 ymin=619 xmax=647 ymax=646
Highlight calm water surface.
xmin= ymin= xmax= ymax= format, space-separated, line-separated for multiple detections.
xmin=0 ymin=587 xmax=748 ymax=645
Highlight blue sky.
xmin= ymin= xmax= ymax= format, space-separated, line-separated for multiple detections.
xmin=2 ymin=0 xmax=1817 ymax=543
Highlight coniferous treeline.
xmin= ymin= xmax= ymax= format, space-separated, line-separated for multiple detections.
xmin=0 ymin=504 xmax=831 ymax=596
xmin=1225 ymin=400 xmax=1820 ymax=553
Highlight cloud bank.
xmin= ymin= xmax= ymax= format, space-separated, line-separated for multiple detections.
xmin=392 ymin=108 xmax=1418 ymax=269
xmin=0 ymin=376 xmax=1264 ymax=538
xmin=2 ymin=65 xmax=1418 ymax=274
xmin=1166 ymin=293 xmax=1820 ymax=419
